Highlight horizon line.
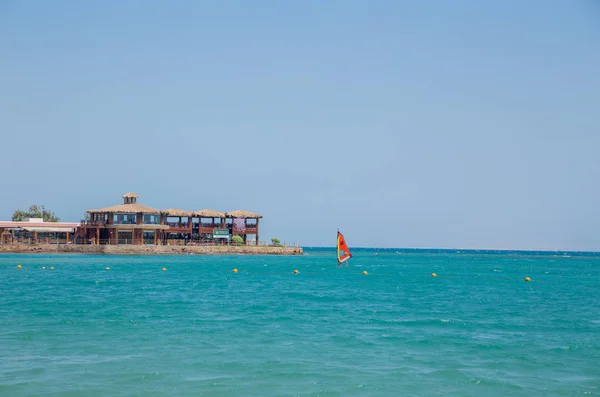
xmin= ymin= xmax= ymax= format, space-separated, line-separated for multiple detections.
xmin=305 ymin=245 xmax=600 ymax=254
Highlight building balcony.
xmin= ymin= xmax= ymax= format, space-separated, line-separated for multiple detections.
xmin=232 ymin=226 xmax=258 ymax=234
xmin=166 ymin=222 xmax=190 ymax=229
xmin=198 ymin=223 xmax=224 ymax=232
xmin=81 ymin=220 xmax=162 ymax=227
xmin=81 ymin=220 xmax=106 ymax=226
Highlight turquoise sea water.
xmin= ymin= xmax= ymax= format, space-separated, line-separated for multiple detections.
xmin=1 ymin=249 xmax=599 ymax=396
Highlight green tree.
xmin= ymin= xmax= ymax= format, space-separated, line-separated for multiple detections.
xmin=271 ymin=238 xmax=282 ymax=247
xmin=11 ymin=205 xmax=60 ymax=222
xmin=231 ymin=235 xmax=243 ymax=246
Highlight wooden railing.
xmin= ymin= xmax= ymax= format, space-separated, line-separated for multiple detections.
xmin=81 ymin=220 xmax=105 ymax=226
xmin=81 ymin=220 xmax=161 ymax=226
xmin=7 ymin=239 xmax=300 ymax=247
xmin=166 ymin=222 xmax=190 ymax=228
xmin=199 ymin=223 xmax=223 ymax=229
xmin=232 ymin=228 xmax=258 ymax=234
xmin=3 ymin=236 xmax=299 ymax=248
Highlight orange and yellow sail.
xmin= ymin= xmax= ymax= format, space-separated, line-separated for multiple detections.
xmin=337 ymin=231 xmax=352 ymax=265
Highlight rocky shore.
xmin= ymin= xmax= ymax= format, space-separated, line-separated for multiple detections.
xmin=0 ymin=244 xmax=303 ymax=256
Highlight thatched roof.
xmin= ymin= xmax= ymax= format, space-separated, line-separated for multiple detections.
xmin=194 ymin=209 xmax=225 ymax=218
xmin=88 ymin=203 xmax=161 ymax=214
xmin=225 ymin=210 xmax=262 ymax=219
xmin=122 ymin=192 xmax=139 ymax=198
xmin=162 ymin=208 xmax=193 ymax=217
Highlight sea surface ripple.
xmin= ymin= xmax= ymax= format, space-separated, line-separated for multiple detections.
xmin=1 ymin=249 xmax=599 ymax=396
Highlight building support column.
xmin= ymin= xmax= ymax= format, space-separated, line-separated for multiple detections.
xmin=96 ymin=227 xmax=100 ymax=245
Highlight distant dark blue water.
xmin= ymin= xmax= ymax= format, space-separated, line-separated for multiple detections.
xmin=1 ymin=249 xmax=599 ymax=396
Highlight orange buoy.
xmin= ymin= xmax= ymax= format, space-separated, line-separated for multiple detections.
xmin=362 ymin=271 xmax=368 ymax=275
xmin=293 ymin=269 xmax=299 ymax=274
xmin=431 ymin=273 xmax=437 ymax=277
xmin=16 ymin=265 xmax=22 ymax=269
xmin=232 ymin=268 xmax=238 ymax=273
xmin=525 ymin=277 xmax=531 ymax=282
xmin=161 ymin=267 xmax=167 ymax=271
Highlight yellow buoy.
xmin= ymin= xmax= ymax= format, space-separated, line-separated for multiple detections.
xmin=293 ymin=269 xmax=299 ymax=274
xmin=16 ymin=265 xmax=22 ymax=269
xmin=431 ymin=273 xmax=437 ymax=277
xmin=50 ymin=267 xmax=55 ymax=270
xmin=525 ymin=277 xmax=531 ymax=282
xmin=232 ymin=268 xmax=238 ymax=273
xmin=362 ymin=271 xmax=368 ymax=275
xmin=105 ymin=267 xmax=110 ymax=271
xmin=161 ymin=267 xmax=167 ymax=271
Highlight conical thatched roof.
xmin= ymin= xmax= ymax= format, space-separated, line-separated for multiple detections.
xmin=194 ymin=209 xmax=225 ymax=218
xmin=88 ymin=203 xmax=160 ymax=214
xmin=122 ymin=192 xmax=139 ymax=198
xmin=162 ymin=208 xmax=193 ymax=217
xmin=225 ymin=210 xmax=262 ymax=219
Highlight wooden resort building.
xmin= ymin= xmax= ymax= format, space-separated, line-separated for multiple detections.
xmin=224 ymin=210 xmax=261 ymax=243
xmin=75 ymin=192 xmax=262 ymax=245
xmin=0 ymin=218 xmax=79 ymax=244
xmin=77 ymin=192 xmax=167 ymax=245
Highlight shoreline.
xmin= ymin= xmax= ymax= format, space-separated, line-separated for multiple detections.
xmin=0 ymin=244 xmax=303 ymax=256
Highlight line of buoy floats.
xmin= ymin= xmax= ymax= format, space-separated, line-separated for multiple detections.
xmin=228 ymin=268 xmax=533 ymax=281
xmin=12 ymin=264 xmax=536 ymax=281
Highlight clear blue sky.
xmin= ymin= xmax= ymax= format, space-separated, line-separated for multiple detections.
xmin=1 ymin=1 xmax=599 ymax=250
